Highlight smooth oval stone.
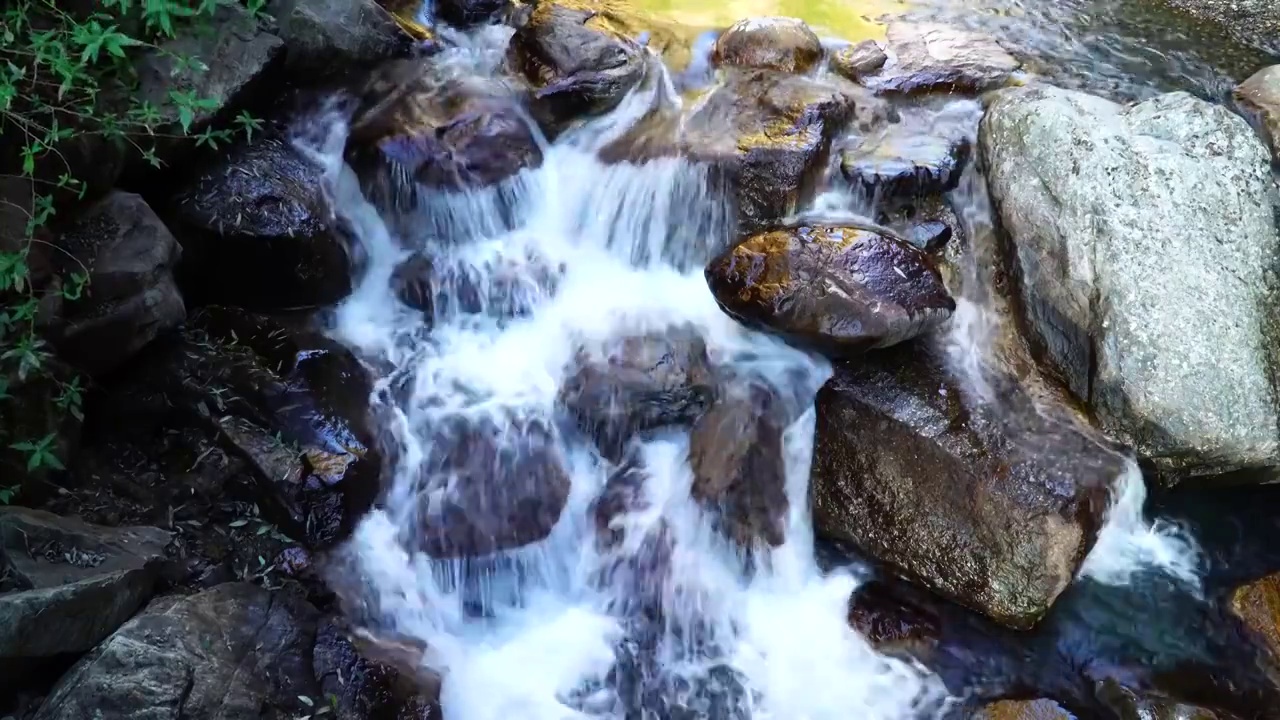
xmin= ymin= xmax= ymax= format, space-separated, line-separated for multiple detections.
xmin=705 ymin=224 xmax=955 ymax=358
xmin=711 ymin=16 xmax=823 ymax=74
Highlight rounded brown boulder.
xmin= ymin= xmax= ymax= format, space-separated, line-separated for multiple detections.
xmin=711 ymin=17 xmax=823 ymax=74
xmin=704 ymin=224 xmax=954 ymax=357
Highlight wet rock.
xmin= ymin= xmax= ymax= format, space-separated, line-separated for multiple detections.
xmin=846 ymin=577 xmax=942 ymax=659
xmin=0 ymin=508 xmax=171 ymax=662
xmin=31 ymin=583 xmax=322 ymax=720
xmin=314 ymin=618 xmax=440 ymax=720
xmin=841 ymin=124 xmax=971 ymax=201
xmin=559 ymin=325 xmax=715 ymax=461
xmin=689 ymin=381 xmax=790 ymax=548
xmin=906 ymin=220 xmax=952 ymax=252
xmin=348 ymin=59 xmax=542 ymax=202
xmin=861 ymin=23 xmax=1020 ymax=95
xmin=506 ymin=3 xmax=649 ymax=133
xmin=830 ymin=40 xmax=888 ymax=81
xmin=812 ymin=343 xmax=1126 ymax=629
xmin=412 ymin=415 xmax=571 ymax=558
xmin=48 ymin=192 xmax=185 ymax=376
xmin=135 ymin=5 xmax=283 ymax=141
xmin=434 ymin=0 xmax=510 ymax=27
xmin=591 ymin=458 xmax=673 ymax=618
xmin=391 ymin=252 xmax=435 ymax=314
xmin=980 ymin=85 xmax=1280 ymax=480
xmin=1096 ymin=681 xmax=1222 ymax=720
xmin=1234 ymin=65 xmax=1280 ymax=161
xmin=142 ymin=306 xmax=381 ymax=550
xmin=705 ymin=224 xmax=954 ymax=357
xmin=686 ymin=72 xmax=863 ymax=232
xmin=710 ymin=17 xmax=823 ymax=74
xmin=972 ymin=700 xmax=1072 ymax=719
xmin=169 ymin=135 xmax=352 ymax=310
xmin=274 ymin=0 xmax=415 ymax=70
xmin=1231 ymin=573 xmax=1280 ymax=661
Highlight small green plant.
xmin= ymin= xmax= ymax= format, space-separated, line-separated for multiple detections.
xmin=0 ymin=484 xmax=18 ymax=504
xmin=0 ymin=0 xmax=261 ymax=474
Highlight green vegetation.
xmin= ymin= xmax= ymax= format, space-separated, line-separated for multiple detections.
xmin=0 ymin=0 xmax=262 ymax=479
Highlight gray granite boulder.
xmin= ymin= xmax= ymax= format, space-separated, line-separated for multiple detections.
xmin=980 ymin=85 xmax=1280 ymax=480
xmin=0 ymin=508 xmax=171 ymax=662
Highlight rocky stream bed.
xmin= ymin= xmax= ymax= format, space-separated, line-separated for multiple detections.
xmin=2 ymin=0 xmax=1280 ymax=719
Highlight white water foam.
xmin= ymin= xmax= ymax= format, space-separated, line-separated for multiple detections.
xmin=302 ymin=38 xmax=948 ymax=720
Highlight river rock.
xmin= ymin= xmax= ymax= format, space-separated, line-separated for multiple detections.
xmin=507 ymin=3 xmax=649 ymax=133
xmin=689 ymin=380 xmax=790 ymax=548
xmin=141 ymin=307 xmax=382 ymax=550
xmin=705 ymin=224 xmax=954 ymax=357
xmin=1234 ymin=65 xmax=1280 ymax=161
xmin=168 ymin=135 xmax=352 ymax=310
xmin=413 ymin=415 xmax=571 ymax=558
xmin=812 ymin=343 xmax=1126 ymax=628
xmin=711 ymin=17 xmax=823 ymax=74
xmin=135 ymin=4 xmax=283 ymax=141
xmin=31 ymin=583 xmax=322 ymax=720
xmin=348 ymin=59 xmax=542 ymax=203
xmin=274 ymin=0 xmax=415 ymax=69
xmin=314 ymin=617 xmax=440 ymax=720
xmin=0 ymin=508 xmax=171 ymax=662
xmin=841 ymin=123 xmax=971 ymax=201
xmin=980 ymin=85 xmax=1280 ymax=479
xmin=861 ymin=22 xmax=1020 ymax=95
xmin=1231 ymin=573 xmax=1280 ymax=661
xmin=559 ymin=325 xmax=715 ymax=461
xmin=830 ymin=40 xmax=888 ymax=81
xmin=391 ymin=252 xmax=435 ymax=314
xmin=973 ymin=701 xmax=1072 ymax=719
xmin=905 ymin=220 xmax=952 ymax=252
xmin=49 ymin=192 xmax=185 ymax=376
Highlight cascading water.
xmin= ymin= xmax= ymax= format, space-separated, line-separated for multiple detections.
xmin=297 ymin=18 xmax=1204 ymax=720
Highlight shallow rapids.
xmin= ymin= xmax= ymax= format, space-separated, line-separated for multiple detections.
xmin=299 ymin=22 xmax=1203 ymax=720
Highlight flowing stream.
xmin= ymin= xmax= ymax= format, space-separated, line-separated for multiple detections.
xmin=300 ymin=15 xmax=1212 ymax=720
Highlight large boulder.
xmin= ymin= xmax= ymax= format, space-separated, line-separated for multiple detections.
xmin=559 ymin=325 xmax=715 ymax=461
xmin=136 ymin=307 xmax=382 ymax=550
xmin=0 ymin=508 xmax=170 ymax=663
xmin=348 ymin=59 xmax=543 ymax=205
xmin=135 ymin=5 xmax=283 ymax=153
xmin=859 ymin=23 xmax=1020 ymax=95
xmin=48 ymin=192 xmax=185 ymax=376
xmin=506 ymin=3 xmax=649 ymax=133
xmin=980 ymin=85 xmax=1280 ymax=480
xmin=167 ymin=136 xmax=351 ymax=310
xmin=705 ymin=224 xmax=954 ymax=357
xmin=273 ymin=0 xmax=415 ymax=69
xmin=710 ymin=17 xmax=823 ymax=74
xmin=812 ymin=343 xmax=1127 ymax=629
xmin=411 ymin=414 xmax=571 ymax=558
xmin=1235 ymin=65 xmax=1280 ymax=162
xmin=32 ymin=583 xmax=320 ymax=720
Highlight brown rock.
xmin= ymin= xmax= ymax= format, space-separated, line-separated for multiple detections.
xmin=1232 ymin=572 xmax=1280 ymax=661
xmin=830 ymin=39 xmax=888 ymax=81
xmin=413 ymin=415 xmax=571 ymax=558
xmin=705 ymin=224 xmax=954 ymax=357
xmin=711 ymin=17 xmax=823 ymax=74
xmin=862 ymin=22 xmax=1020 ymax=95
xmin=349 ymin=59 xmax=543 ymax=202
xmin=1234 ymin=65 xmax=1280 ymax=162
xmin=972 ymin=700 xmax=1072 ymax=720
xmin=812 ymin=342 xmax=1126 ymax=628
xmin=506 ymin=3 xmax=649 ymax=133
xmin=689 ymin=381 xmax=790 ymax=548
xmin=559 ymin=325 xmax=715 ymax=461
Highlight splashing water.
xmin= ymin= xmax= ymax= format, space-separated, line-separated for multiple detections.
xmin=296 ymin=17 xmax=1210 ymax=720
xmin=300 ymin=39 xmax=949 ymax=720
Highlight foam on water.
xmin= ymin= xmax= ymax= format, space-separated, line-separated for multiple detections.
xmin=301 ymin=23 xmax=1202 ymax=720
